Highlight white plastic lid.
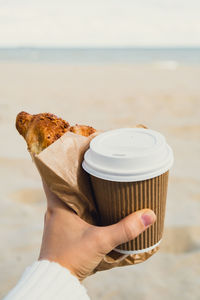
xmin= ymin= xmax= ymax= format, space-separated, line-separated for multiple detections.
xmin=82 ymin=128 xmax=174 ymax=182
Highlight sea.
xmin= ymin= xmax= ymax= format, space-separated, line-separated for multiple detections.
xmin=0 ymin=47 xmax=199 ymax=65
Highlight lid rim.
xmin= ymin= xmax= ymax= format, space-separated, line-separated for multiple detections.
xmin=82 ymin=158 xmax=173 ymax=182
xmin=84 ymin=145 xmax=172 ymax=176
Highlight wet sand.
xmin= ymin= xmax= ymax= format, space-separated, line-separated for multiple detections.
xmin=0 ymin=62 xmax=200 ymax=299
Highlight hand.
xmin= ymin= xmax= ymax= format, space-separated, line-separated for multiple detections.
xmin=39 ymin=182 xmax=156 ymax=280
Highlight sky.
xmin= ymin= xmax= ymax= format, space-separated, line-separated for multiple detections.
xmin=0 ymin=0 xmax=200 ymax=47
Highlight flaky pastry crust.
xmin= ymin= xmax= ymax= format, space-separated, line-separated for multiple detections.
xmin=70 ymin=125 xmax=96 ymax=137
xmin=16 ymin=111 xmax=96 ymax=155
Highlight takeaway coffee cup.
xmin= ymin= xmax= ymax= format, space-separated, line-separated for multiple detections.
xmin=82 ymin=128 xmax=174 ymax=254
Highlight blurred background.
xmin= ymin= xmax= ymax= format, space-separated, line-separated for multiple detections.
xmin=0 ymin=0 xmax=200 ymax=299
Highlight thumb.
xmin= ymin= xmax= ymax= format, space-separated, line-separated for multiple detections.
xmin=100 ymin=209 xmax=156 ymax=254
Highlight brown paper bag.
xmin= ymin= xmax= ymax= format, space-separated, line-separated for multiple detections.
xmin=34 ymin=131 xmax=159 ymax=273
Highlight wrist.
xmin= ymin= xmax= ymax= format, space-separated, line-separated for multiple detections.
xmin=39 ymin=210 xmax=79 ymax=279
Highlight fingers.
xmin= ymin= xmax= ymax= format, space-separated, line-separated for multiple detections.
xmin=98 ymin=209 xmax=156 ymax=253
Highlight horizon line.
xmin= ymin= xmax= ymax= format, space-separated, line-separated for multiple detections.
xmin=0 ymin=45 xmax=200 ymax=49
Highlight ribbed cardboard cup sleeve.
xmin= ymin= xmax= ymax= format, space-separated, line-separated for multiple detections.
xmin=91 ymin=171 xmax=169 ymax=251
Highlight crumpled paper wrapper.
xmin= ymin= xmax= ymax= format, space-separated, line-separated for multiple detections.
xmin=34 ymin=130 xmax=159 ymax=273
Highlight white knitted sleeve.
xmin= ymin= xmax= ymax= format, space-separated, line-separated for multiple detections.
xmin=3 ymin=260 xmax=90 ymax=300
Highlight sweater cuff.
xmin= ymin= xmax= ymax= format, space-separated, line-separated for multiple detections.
xmin=3 ymin=260 xmax=90 ymax=300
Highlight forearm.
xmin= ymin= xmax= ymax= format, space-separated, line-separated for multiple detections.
xmin=3 ymin=260 xmax=90 ymax=300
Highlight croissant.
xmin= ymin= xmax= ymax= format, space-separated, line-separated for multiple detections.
xmin=16 ymin=111 xmax=96 ymax=155
xmin=70 ymin=124 xmax=97 ymax=136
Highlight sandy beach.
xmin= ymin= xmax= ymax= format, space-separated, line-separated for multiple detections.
xmin=0 ymin=62 xmax=200 ymax=299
